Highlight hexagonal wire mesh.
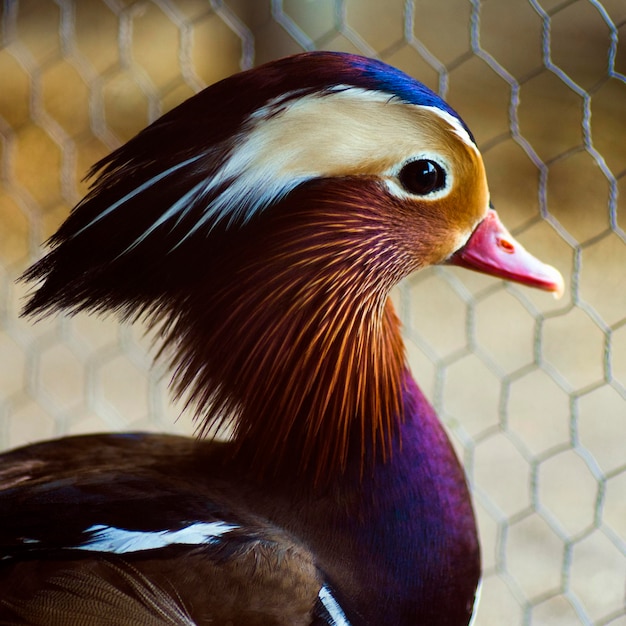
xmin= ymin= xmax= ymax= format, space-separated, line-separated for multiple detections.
xmin=0 ymin=0 xmax=624 ymax=624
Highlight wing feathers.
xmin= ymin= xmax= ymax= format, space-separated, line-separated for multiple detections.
xmin=1 ymin=561 xmax=196 ymax=626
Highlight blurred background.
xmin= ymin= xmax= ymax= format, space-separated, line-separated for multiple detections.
xmin=0 ymin=1 xmax=624 ymax=624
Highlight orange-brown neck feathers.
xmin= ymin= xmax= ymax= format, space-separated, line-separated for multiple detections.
xmin=156 ymin=180 xmax=414 ymax=484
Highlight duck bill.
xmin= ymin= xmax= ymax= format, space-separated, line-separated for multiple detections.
xmin=447 ymin=209 xmax=564 ymax=298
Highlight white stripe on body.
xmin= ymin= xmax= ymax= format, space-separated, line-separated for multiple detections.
xmin=76 ymin=521 xmax=238 ymax=554
xmin=318 ymin=584 xmax=351 ymax=626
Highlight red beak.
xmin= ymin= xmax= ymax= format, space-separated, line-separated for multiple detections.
xmin=447 ymin=209 xmax=564 ymax=298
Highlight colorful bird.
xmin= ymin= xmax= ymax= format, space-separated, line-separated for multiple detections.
xmin=0 ymin=52 xmax=563 ymax=625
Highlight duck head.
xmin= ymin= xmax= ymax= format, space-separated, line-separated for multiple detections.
xmin=22 ymin=52 xmax=563 ymax=483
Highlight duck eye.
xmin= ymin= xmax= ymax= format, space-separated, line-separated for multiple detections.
xmin=399 ymin=159 xmax=446 ymax=196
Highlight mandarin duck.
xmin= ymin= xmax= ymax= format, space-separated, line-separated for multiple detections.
xmin=0 ymin=52 xmax=563 ymax=625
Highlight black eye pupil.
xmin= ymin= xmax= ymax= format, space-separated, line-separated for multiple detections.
xmin=399 ymin=159 xmax=446 ymax=195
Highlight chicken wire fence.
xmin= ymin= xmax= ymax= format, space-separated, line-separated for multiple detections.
xmin=0 ymin=0 xmax=624 ymax=624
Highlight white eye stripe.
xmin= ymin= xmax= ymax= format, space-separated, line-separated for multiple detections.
xmin=77 ymin=87 xmax=476 ymax=250
xmin=178 ymin=89 xmax=469 ymax=230
xmin=422 ymin=106 xmax=478 ymax=153
xmin=74 ymin=522 xmax=239 ymax=554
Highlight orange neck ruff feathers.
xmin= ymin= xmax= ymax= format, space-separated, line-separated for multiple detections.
xmin=154 ymin=180 xmax=414 ymax=485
